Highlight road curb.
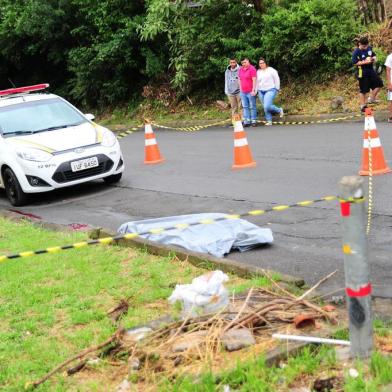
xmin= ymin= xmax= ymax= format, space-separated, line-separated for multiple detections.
xmin=0 ymin=209 xmax=304 ymax=286
xmin=0 ymin=210 xmax=94 ymax=233
xmin=91 ymin=227 xmax=305 ymax=287
xmin=112 ymin=109 xmax=390 ymax=132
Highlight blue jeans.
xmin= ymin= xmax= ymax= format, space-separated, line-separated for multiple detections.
xmin=240 ymin=92 xmax=257 ymax=124
xmin=257 ymin=88 xmax=281 ymax=122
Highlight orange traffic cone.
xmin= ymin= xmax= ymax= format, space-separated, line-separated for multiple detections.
xmin=232 ymin=115 xmax=256 ymax=169
xmin=359 ymin=108 xmax=391 ymax=176
xmin=144 ymin=121 xmax=164 ymax=165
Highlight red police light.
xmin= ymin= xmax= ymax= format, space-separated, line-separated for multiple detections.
xmin=0 ymin=84 xmax=49 ymax=97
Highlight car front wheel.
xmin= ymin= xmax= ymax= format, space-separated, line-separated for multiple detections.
xmin=103 ymin=173 xmax=122 ymax=185
xmin=3 ymin=167 xmax=29 ymax=206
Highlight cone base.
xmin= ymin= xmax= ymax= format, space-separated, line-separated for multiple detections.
xmin=232 ymin=161 xmax=256 ymax=170
xmin=359 ymin=166 xmax=392 ymax=176
xmin=144 ymin=158 xmax=165 ymax=165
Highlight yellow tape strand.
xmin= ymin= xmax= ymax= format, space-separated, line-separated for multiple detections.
xmin=116 ymin=114 xmax=361 ymax=140
xmin=367 ymin=127 xmax=373 ymax=235
xmin=0 ymin=195 xmax=338 ymax=262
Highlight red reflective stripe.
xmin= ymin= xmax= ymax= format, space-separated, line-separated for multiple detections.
xmin=346 ymin=283 xmax=372 ymax=297
xmin=340 ymin=201 xmax=350 ymax=216
xmin=0 ymin=83 xmax=49 ymax=96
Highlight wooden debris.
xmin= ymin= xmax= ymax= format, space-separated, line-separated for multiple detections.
xmin=27 ymin=272 xmax=342 ymax=389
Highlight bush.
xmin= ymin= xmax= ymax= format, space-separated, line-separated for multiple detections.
xmin=261 ymin=0 xmax=362 ymax=74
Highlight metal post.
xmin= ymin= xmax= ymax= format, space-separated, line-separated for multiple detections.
xmin=339 ymin=175 xmax=373 ymax=358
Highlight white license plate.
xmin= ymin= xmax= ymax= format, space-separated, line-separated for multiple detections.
xmin=71 ymin=157 xmax=99 ymax=172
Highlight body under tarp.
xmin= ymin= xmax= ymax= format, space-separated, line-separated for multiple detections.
xmin=117 ymin=213 xmax=273 ymax=258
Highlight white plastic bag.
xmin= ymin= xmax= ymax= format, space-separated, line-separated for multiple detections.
xmin=168 ymin=270 xmax=229 ymax=315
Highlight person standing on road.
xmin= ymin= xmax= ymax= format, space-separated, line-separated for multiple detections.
xmin=256 ymin=58 xmax=284 ymax=126
xmin=238 ymin=58 xmax=257 ymax=127
xmin=224 ymin=58 xmax=242 ymax=117
xmin=385 ymin=52 xmax=392 ymax=123
xmin=352 ymin=37 xmax=384 ymax=113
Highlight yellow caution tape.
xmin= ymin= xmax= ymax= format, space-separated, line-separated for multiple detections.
xmin=0 ymin=195 xmax=339 ymax=263
xmin=115 ymin=114 xmax=362 ymax=140
xmin=150 ymin=114 xmax=361 ymax=133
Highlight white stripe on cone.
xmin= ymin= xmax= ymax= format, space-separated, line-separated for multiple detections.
xmin=145 ymin=138 xmax=157 ymax=146
xmin=365 ymin=117 xmax=376 ymax=131
xmin=234 ymin=138 xmax=248 ymax=147
xmin=145 ymin=124 xmax=154 ymax=134
xmin=363 ymin=138 xmax=381 ymax=148
xmin=234 ymin=121 xmax=244 ymax=132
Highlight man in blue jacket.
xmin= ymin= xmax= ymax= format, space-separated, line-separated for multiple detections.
xmin=352 ymin=37 xmax=384 ymax=113
xmin=224 ymin=58 xmax=241 ymax=116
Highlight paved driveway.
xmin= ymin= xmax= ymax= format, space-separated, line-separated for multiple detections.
xmin=1 ymin=120 xmax=392 ymax=297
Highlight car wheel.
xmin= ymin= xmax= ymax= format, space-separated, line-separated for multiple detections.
xmin=103 ymin=173 xmax=122 ymax=184
xmin=3 ymin=167 xmax=29 ymax=206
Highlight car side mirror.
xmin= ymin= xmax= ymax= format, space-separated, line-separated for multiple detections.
xmin=85 ymin=113 xmax=95 ymax=121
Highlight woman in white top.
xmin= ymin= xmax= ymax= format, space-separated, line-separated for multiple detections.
xmin=385 ymin=52 xmax=392 ymax=122
xmin=256 ymin=58 xmax=284 ymax=125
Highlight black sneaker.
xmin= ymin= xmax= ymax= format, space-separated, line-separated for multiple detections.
xmin=243 ymin=123 xmax=250 ymax=127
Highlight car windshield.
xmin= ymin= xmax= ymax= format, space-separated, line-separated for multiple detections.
xmin=0 ymin=97 xmax=86 ymax=136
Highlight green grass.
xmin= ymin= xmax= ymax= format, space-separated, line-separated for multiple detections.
xmin=0 ymin=217 xmax=275 ymax=391
xmin=0 ymin=218 xmax=242 ymax=390
xmin=2 ymin=217 xmax=392 ymax=391
xmin=159 ymin=346 xmax=335 ymax=391
xmin=161 ymin=345 xmax=392 ymax=392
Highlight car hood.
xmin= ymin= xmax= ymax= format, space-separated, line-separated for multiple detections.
xmin=5 ymin=122 xmax=105 ymax=153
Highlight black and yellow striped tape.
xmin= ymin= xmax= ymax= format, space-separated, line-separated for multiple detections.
xmin=151 ymin=119 xmax=231 ymax=132
xmin=115 ymin=114 xmax=361 ymax=139
xmin=151 ymin=114 xmax=361 ymax=132
xmin=0 ymin=196 xmax=338 ymax=263
xmin=116 ymin=127 xmax=140 ymax=139
xmin=260 ymin=114 xmax=362 ymax=126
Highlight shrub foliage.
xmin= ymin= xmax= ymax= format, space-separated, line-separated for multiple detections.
xmin=0 ymin=0 xmax=363 ymax=107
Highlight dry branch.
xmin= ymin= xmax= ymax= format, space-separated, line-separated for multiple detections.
xmin=28 ymin=329 xmax=125 ymax=389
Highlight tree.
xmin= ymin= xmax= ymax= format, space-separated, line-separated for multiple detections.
xmin=67 ymin=0 xmax=148 ymax=106
xmin=261 ymin=0 xmax=362 ymax=74
xmin=140 ymin=0 xmax=265 ymax=95
xmin=358 ymin=0 xmax=387 ymax=24
xmin=0 ymin=0 xmax=79 ymax=91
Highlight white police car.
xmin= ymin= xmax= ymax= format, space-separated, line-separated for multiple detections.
xmin=0 ymin=84 xmax=124 ymax=206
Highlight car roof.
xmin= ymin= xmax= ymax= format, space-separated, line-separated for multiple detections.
xmin=0 ymin=93 xmax=59 ymax=109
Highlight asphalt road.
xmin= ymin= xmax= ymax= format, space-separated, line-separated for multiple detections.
xmin=2 ymin=119 xmax=392 ymax=298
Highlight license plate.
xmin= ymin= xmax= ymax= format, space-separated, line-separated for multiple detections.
xmin=71 ymin=157 xmax=99 ymax=172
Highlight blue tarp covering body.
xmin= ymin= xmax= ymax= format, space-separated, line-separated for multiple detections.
xmin=118 ymin=213 xmax=273 ymax=258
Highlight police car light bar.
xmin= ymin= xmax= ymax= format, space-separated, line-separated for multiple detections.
xmin=0 ymin=83 xmax=49 ymax=97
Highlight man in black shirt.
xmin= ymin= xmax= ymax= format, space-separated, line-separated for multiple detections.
xmin=352 ymin=37 xmax=383 ymax=112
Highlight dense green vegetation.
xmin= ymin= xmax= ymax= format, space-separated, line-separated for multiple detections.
xmin=0 ymin=0 xmax=368 ymax=108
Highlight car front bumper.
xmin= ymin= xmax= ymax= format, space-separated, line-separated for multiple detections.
xmin=15 ymin=145 xmax=124 ymax=193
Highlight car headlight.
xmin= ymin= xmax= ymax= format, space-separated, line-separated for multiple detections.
xmin=16 ymin=148 xmax=53 ymax=162
xmin=101 ymin=130 xmax=117 ymax=147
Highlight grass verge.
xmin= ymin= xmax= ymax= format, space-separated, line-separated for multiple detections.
xmin=1 ymin=217 xmax=392 ymax=391
xmin=0 ymin=217 xmax=268 ymax=391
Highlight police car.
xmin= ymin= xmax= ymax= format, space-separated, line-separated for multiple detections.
xmin=0 ymin=84 xmax=124 ymax=206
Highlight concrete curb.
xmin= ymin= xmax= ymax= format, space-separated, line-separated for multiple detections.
xmin=0 ymin=210 xmax=304 ymax=286
xmin=91 ymin=228 xmax=305 ymax=287
xmin=112 ymin=109 xmax=390 ymax=132
xmin=0 ymin=210 xmax=93 ymax=233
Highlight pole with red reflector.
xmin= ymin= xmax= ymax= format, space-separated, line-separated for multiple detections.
xmin=339 ymin=175 xmax=373 ymax=358
xmin=0 ymin=83 xmax=49 ymax=96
